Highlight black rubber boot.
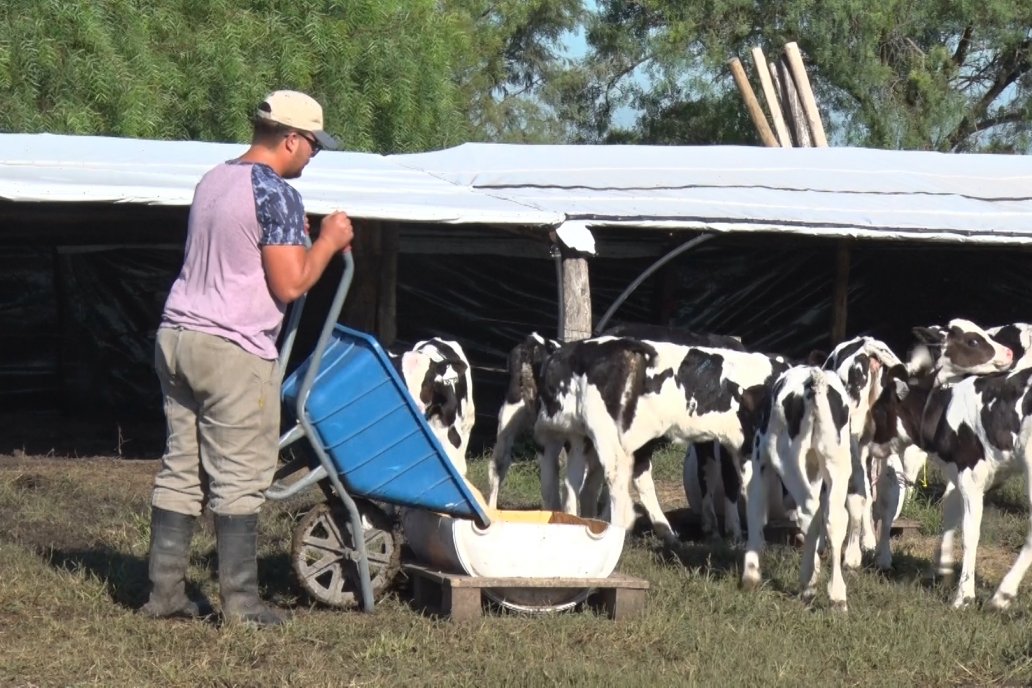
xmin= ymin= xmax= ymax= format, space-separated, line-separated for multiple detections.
xmin=139 ymin=507 xmax=211 ymax=619
xmin=215 ymin=513 xmax=284 ymax=627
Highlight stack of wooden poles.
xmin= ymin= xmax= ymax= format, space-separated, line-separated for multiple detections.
xmin=729 ymin=41 xmax=827 ymax=149
xmin=729 ymin=42 xmax=855 ymax=344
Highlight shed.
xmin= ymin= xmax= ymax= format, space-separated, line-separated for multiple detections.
xmin=2 ymin=133 xmax=1031 ymax=454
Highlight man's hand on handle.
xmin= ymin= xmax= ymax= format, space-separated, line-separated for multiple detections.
xmin=319 ymin=211 xmax=354 ymax=253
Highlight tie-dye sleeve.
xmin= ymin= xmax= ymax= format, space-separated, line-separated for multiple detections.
xmin=252 ymin=164 xmax=307 ymax=246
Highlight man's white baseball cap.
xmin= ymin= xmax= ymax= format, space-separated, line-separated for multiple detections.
xmin=255 ymin=90 xmax=338 ymax=150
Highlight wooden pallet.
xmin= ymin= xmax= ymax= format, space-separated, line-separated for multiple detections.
xmin=403 ymin=563 xmax=650 ymax=622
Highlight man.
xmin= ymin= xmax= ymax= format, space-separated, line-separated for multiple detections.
xmin=141 ymin=90 xmax=354 ymax=626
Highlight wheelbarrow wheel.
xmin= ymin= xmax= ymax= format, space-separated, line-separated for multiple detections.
xmin=291 ymin=500 xmax=401 ymax=608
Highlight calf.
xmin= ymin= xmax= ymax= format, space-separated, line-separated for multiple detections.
xmin=861 ymin=320 xmax=1019 ymax=572
xmin=534 ymin=336 xmax=788 ymax=541
xmin=389 ymin=337 xmax=475 ymax=475
xmin=488 ymin=324 xmax=744 ymax=514
xmin=487 ymin=332 xmax=561 ymax=507
xmin=896 ymin=348 xmax=1022 ymax=609
xmin=592 ymin=323 xmax=751 ymax=536
xmin=822 ymin=336 xmax=908 ymax=567
xmin=742 ymin=366 xmax=853 ymax=610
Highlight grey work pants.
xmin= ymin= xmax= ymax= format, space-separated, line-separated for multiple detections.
xmin=152 ymin=327 xmax=281 ymax=517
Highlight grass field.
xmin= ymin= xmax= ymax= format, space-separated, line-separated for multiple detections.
xmin=2 ymin=444 xmax=1032 ymax=687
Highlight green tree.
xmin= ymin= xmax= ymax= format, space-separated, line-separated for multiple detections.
xmin=448 ymin=0 xmax=587 ymax=142
xmin=0 ymin=0 xmax=592 ymax=149
xmin=0 ymin=0 xmax=473 ymax=152
xmin=570 ymin=0 xmax=1032 ymax=151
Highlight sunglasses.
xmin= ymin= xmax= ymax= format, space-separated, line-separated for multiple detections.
xmin=287 ymin=130 xmax=322 ymax=157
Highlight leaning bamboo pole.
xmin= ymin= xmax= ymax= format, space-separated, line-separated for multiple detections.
xmin=783 ymin=42 xmax=828 ymax=147
xmin=728 ymin=56 xmax=779 ymax=147
xmin=751 ymin=46 xmax=792 ymax=147
xmin=777 ymin=56 xmax=812 ymax=147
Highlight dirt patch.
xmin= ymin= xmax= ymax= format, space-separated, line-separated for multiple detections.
xmin=0 ymin=413 xmax=166 ymax=459
xmin=0 ymin=455 xmax=159 ymax=552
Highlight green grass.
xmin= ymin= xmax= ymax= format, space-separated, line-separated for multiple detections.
xmin=2 ymin=451 xmax=1032 ymax=687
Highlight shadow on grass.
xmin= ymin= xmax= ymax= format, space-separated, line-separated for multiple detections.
xmin=41 ymin=546 xmax=203 ymax=611
xmin=41 ymin=545 xmax=304 ymax=614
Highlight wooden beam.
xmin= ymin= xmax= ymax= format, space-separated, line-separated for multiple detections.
xmin=777 ymin=57 xmax=812 ymax=147
xmin=751 ymin=46 xmax=792 ymax=147
xmin=728 ymin=57 xmax=779 ymax=147
xmin=783 ymin=42 xmax=828 ymax=147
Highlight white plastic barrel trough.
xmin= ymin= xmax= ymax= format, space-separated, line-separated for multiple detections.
xmin=279 ymin=323 xmax=627 ymax=613
xmin=402 ymin=487 xmax=627 ymax=612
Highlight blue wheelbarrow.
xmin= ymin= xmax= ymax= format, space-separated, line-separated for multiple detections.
xmin=266 ymin=252 xmax=491 ymax=612
xmin=268 ymin=252 xmax=627 ymax=614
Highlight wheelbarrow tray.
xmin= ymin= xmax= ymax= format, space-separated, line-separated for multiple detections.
xmin=281 ymin=325 xmax=489 ymax=524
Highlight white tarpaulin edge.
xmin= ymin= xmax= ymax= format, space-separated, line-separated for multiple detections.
xmin=5 ymin=133 xmax=1032 ymax=246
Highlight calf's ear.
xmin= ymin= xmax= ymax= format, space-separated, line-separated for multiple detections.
xmin=912 ymin=326 xmax=945 ymax=345
xmin=886 ymin=364 xmax=910 ymax=400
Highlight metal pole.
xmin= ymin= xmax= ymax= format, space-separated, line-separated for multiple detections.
xmin=595 ymin=233 xmax=716 ymax=334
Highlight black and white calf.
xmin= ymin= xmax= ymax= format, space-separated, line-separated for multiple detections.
xmin=892 ymin=335 xmax=1021 ymax=608
xmin=742 ymin=366 xmax=853 ymax=610
xmin=822 ymin=336 xmax=909 ymax=568
xmin=487 ymin=332 xmax=561 ymax=507
xmin=488 ymin=324 xmax=744 ymax=515
xmin=591 ymin=324 xmax=751 ymax=537
xmin=389 ymin=338 xmax=475 ymax=475
xmin=865 ymin=320 xmax=1019 ymax=572
xmin=533 ymin=336 xmax=788 ymax=541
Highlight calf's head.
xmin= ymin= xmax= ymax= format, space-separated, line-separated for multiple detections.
xmin=910 ymin=318 xmax=1013 ymax=384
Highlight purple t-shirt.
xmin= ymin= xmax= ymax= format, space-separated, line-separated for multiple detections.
xmin=161 ymin=161 xmax=307 ymax=359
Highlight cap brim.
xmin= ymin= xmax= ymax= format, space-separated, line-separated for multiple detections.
xmin=313 ymin=130 xmax=338 ymax=151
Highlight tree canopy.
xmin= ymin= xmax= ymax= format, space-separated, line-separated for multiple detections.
xmin=1 ymin=0 xmax=1030 ymax=153
xmin=0 ymin=0 xmax=474 ymax=151
xmin=566 ymin=0 xmax=1032 ymax=152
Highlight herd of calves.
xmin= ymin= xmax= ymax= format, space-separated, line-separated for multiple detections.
xmin=390 ymin=319 xmax=1032 ymax=613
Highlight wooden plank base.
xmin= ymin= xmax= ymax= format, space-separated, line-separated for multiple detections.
xmin=404 ymin=563 xmax=649 ymax=622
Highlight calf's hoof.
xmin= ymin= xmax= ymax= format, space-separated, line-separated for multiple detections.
xmin=740 ymin=570 xmax=762 ymax=592
xmin=830 ymin=600 xmax=848 ymax=614
xmin=951 ymin=596 xmax=974 ymax=610
xmin=800 ymin=588 xmax=817 ymax=606
xmin=987 ymin=592 xmax=1014 ymax=612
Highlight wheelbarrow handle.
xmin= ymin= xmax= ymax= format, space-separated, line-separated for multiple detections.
xmin=277 ymin=248 xmax=354 ymax=380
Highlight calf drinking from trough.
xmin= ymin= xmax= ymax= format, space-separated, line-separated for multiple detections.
xmin=389 ymin=337 xmax=475 ymax=476
xmin=533 ymin=335 xmax=788 ymax=542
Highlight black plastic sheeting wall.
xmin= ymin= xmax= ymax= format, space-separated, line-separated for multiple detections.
xmin=1 ymin=233 xmax=1030 ymax=455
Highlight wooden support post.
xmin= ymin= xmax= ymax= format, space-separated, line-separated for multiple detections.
xmin=751 ymin=47 xmax=792 ymax=148
xmin=783 ymin=42 xmax=828 ymax=147
xmin=831 ymin=240 xmax=851 ymax=344
xmin=594 ymin=587 xmax=647 ymax=620
xmin=728 ymin=57 xmax=779 ymax=147
xmin=559 ymin=248 xmax=593 ymax=342
xmin=777 ymin=57 xmax=812 ymax=148
xmin=339 ymin=219 xmax=398 ymax=344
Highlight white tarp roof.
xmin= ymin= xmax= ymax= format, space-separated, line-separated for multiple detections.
xmin=0 ymin=133 xmax=561 ymax=225
xmin=4 ymin=133 xmax=1032 ymax=246
xmin=394 ymin=143 xmax=1032 ymax=246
